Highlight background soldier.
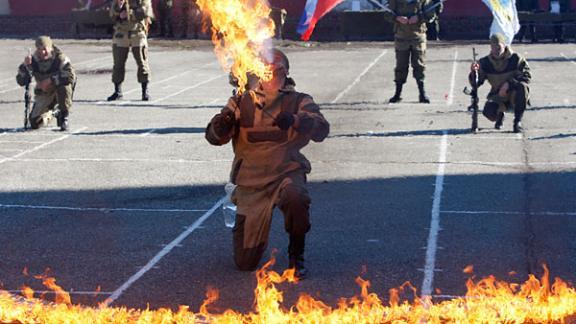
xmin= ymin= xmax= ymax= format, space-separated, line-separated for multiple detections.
xmin=180 ymin=0 xmax=202 ymax=39
xmin=384 ymin=0 xmax=437 ymax=104
xmin=470 ymin=34 xmax=531 ymax=133
xmin=270 ymin=7 xmax=288 ymax=40
xmin=16 ymin=36 xmax=76 ymax=131
xmin=205 ymin=50 xmax=330 ymax=278
xmin=549 ymin=0 xmax=570 ymax=43
xmin=157 ymin=0 xmax=174 ymax=37
xmin=516 ymin=0 xmax=539 ymax=43
xmin=426 ymin=0 xmax=443 ymax=41
xmin=107 ymin=0 xmax=154 ymax=101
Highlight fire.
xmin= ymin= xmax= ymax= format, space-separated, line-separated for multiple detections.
xmin=1 ymin=263 xmax=576 ymax=323
xmin=196 ymin=0 xmax=275 ymax=92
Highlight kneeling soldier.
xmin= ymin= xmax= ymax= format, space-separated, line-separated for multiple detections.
xmin=470 ymin=33 xmax=531 ymax=133
xmin=16 ymin=36 xmax=76 ymax=131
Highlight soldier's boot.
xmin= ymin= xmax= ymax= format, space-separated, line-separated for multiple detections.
xmin=288 ymin=234 xmax=308 ymax=280
xmin=494 ymin=112 xmax=504 ymax=130
xmin=513 ymin=110 xmax=524 ymax=133
xmin=389 ymin=82 xmax=403 ymax=103
xmin=107 ymin=83 xmax=123 ymax=101
xmin=56 ymin=110 xmax=69 ymax=131
xmin=417 ymin=81 xmax=430 ymax=104
xmin=142 ymin=82 xmax=150 ymax=101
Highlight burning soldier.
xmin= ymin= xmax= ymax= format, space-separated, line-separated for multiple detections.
xmin=385 ymin=0 xmax=438 ymax=104
xmin=107 ymin=0 xmax=154 ymax=101
xmin=16 ymin=36 xmax=76 ymax=131
xmin=205 ymin=49 xmax=330 ymax=279
xmin=470 ymin=34 xmax=531 ymax=133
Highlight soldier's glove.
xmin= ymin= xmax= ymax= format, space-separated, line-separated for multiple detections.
xmin=296 ymin=114 xmax=315 ymax=134
xmin=213 ymin=109 xmax=236 ymax=137
xmin=274 ymin=111 xmax=295 ymax=130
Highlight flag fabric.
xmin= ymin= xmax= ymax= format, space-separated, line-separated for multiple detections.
xmin=297 ymin=0 xmax=345 ymax=41
xmin=482 ymin=0 xmax=520 ymax=45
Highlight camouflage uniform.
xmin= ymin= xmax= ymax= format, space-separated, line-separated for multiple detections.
xmin=16 ymin=41 xmax=76 ymax=130
xmin=471 ymin=43 xmax=531 ymax=133
xmin=384 ymin=0 xmax=436 ymax=103
xmin=205 ymin=55 xmax=329 ymax=274
xmin=426 ymin=0 xmax=443 ymax=40
xmin=108 ymin=0 xmax=154 ymax=101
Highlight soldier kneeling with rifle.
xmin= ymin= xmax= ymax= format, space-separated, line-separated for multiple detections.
xmin=16 ymin=36 xmax=76 ymax=131
xmin=469 ymin=33 xmax=531 ymax=133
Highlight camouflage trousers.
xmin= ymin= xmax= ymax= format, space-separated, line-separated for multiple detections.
xmin=29 ymin=85 xmax=73 ymax=129
xmin=394 ymin=45 xmax=426 ymax=84
xmin=482 ymin=82 xmax=529 ymax=122
xmin=112 ymin=45 xmax=150 ymax=84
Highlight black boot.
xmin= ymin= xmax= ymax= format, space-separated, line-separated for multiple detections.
xmin=107 ymin=83 xmax=123 ymax=101
xmin=141 ymin=82 xmax=150 ymax=101
xmin=495 ymin=112 xmax=504 ymax=130
xmin=389 ymin=82 xmax=403 ymax=103
xmin=56 ymin=110 xmax=69 ymax=131
xmin=288 ymin=234 xmax=308 ymax=280
xmin=417 ymin=81 xmax=430 ymax=103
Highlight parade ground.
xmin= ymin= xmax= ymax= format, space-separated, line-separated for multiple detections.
xmin=0 ymin=38 xmax=574 ymax=312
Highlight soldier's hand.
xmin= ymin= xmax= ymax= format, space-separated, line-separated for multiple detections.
xmin=498 ymin=82 xmax=509 ymax=97
xmin=24 ymin=55 xmax=32 ymax=66
xmin=213 ymin=109 xmax=236 ymax=137
xmin=470 ymin=63 xmax=480 ymax=72
xmin=408 ymin=15 xmax=419 ymax=24
xmin=37 ymin=78 xmax=53 ymax=91
xmin=119 ymin=10 xmax=128 ymax=19
xmin=274 ymin=111 xmax=295 ymax=131
xmin=396 ymin=16 xmax=409 ymax=24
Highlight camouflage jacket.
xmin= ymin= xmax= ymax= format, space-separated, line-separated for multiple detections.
xmin=384 ymin=0 xmax=436 ymax=41
xmin=16 ymin=46 xmax=76 ymax=92
xmin=110 ymin=0 xmax=154 ymax=47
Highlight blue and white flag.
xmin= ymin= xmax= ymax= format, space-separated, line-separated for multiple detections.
xmin=482 ymin=0 xmax=520 ymax=45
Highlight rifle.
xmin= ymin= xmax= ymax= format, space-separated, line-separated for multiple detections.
xmin=463 ymin=48 xmax=479 ymax=133
xmin=23 ymin=48 xmax=32 ymax=130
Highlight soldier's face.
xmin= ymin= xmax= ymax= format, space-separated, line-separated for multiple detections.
xmin=490 ymin=42 xmax=505 ymax=57
xmin=261 ymin=64 xmax=287 ymax=91
xmin=36 ymin=46 xmax=53 ymax=61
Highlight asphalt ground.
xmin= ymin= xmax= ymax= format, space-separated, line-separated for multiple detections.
xmin=0 ymin=38 xmax=575 ymax=312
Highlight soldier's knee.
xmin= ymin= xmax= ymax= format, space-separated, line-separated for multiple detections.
xmin=29 ymin=117 xmax=41 ymax=129
xmin=279 ymin=184 xmax=310 ymax=209
xmin=482 ymin=101 xmax=500 ymax=121
xmin=234 ymin=248 xmax=264 ymax=271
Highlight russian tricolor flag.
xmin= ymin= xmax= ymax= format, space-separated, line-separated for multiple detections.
xmin=297 ymin=0 xmax=345 ymax=41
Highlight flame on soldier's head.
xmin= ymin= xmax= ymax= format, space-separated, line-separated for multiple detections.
xmin=1 ymin=263 xmax=576 ymax=322
xmin=196 ymin=0 xmax=275 ymax=93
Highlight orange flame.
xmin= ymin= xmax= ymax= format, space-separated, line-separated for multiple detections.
xmin=1 ymin=264 xmax=576 ymax=323
xmin=196 ymin=0 xmax=275 ymax=92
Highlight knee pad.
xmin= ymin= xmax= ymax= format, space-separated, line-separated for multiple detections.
xmin=482 ymin=101 xmax=500 ymax=122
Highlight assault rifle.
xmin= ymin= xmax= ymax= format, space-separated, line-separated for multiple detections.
xmin=463 ymin=48 xmax=479 ymax=133
xmin=23 ymin=48 xmax=32 ymax=130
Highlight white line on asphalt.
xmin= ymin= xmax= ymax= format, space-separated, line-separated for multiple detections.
xmin=148 ymin=74 xmax=226 ymax=104
xmin=103 ymin=196 xmax=226 ymax=306
xmin=139 ymin=129 xmax=156 ymax=137
xmin=5 ymin=289 xmax=113 ymax=296
xmin=0 ymin=203 xmax=209 ymax=213
xmin=12 ymin=158 xmax=232 ymax=163
xmin=0 ymin=127 xmax=87 ymax=165
xmin=421 ymin=130 xmax=448 ymax=298
xmin=331 ymin=50 xmax=388 ymax=104
xmin=447 ymin=50 xmax=459 ymax=106
xmin=560 ymin=53 xmax=576 ymax=65
xmin=0 ymin=86 xmax=21 ymax=94
xmin=442 ymin=210 xmax=576 ymax=216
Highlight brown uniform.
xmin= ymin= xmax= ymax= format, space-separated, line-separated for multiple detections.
xmin=110 ymin=0 xmax=153 ymax=84
xmin=205 ymin=83 xmax=329 ymax=271
xmin=470 ymin=47 xmax=531 ymax=127
xmin=16 ymin=46 xmax=76 ymax=129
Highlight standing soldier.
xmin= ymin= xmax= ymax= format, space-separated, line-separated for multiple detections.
xmin=384 ymin=0 xmax=437 ymax=104
xmin=549 ymin=0 xmax=570 ymax=43
xmin=107 ymin=0 xmax=154 ymax=101
xmin=157 ymin=0 xmax=174 ymax=37
xmin=16 ymin=36 xmax=76 ymax=131
xmin=205 ymin=49 xmax=330 ymax=278
xmin=426 ymin=0 xmax=443 ymax=41
xmin=516 ymin=0 xmax=539 ymax=43
xmin=181 ymin=0 xmax=202 ymax=39
xmin=470 ymin=34 xmax=531 ymax=133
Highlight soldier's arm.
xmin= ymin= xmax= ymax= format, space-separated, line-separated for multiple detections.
xmin=420 ymin=0 xmax=436 ymax=22
xmin=51 ymin=56 xmax=76 ymax=87
xmin=205 ymin=97 xmax=239 ymax=146
xmin=383 ymin=0 xmax=397 ymax=23
xmin=295 ymin=95 xmax=330 ymax=142
xmin=16 ymin=63 xmax=33 ymax=87
xmin=133 ymin=0 xmax=153 ymax=20
xmin=110 ymin=0 xmax=122 ymax=19
xmin=510 ymin=56 xmax=531 ymax=85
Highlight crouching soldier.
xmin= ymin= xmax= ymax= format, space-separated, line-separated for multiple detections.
xmin=205 ymin=49 xmax=330 ymax=279
xmin=16 ymin=36 xmax=76 ymax=131
xmin=470 ymin=33 xmax=531 ymax=133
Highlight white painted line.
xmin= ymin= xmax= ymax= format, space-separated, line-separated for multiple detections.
xmin=103 ymin=196 xmax=226 ymax=306
xmin=421 ymin=130 xmax=448 ymax=298
xmin=0 ymin=86 xmax=21 ymax=94
xmin=149 ymin=74 xmax=226 ymax=104
xmin=331 ymin=50 xmax=388 ymax=104
xmin=12 ymin=157 xmax=232 ymax=163
xmin=0 ymin=203 xmax=209 ymax=213
xmin=5 ymin=290 xmax=113 ymax=296
xmin=447 ymin=50 xmax=458 ymax=106
xmin=0 ymin=127 xmax=87 ymax=165
xmin=442 ymin=210 xmax=576 ymax=216
xmin=560 ymin=53 xmax=576 ymax=65
xmin=139 ymin=129 xmax=156 ymax=137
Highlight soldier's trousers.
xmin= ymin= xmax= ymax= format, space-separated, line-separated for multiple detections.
xmin=483 ymin=82 xmax=529 ymax=122
xmin=233 ymin=180 xmax=311 ymax=271
xmin=30 ymin=85 xmax=73 ymax=129
xmin=112 ymin=44 xmax=150 ymax=84
xmin=394 ymin=45 xmax=426 ymax=84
